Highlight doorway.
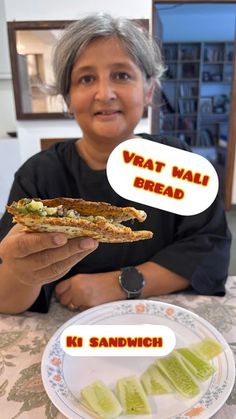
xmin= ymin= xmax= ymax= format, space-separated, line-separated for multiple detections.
xmin=152 ymin=1 xmax=236 ymax=209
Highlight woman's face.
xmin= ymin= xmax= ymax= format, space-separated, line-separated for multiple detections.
xmin=68 ymin=36 xmax=153 ymax=147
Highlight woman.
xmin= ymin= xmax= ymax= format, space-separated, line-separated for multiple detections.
xmin=0 ymin=14 xmax=231 ymax=314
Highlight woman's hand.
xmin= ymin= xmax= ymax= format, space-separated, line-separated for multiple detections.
xmin=0 ymin=224 xmax=98 ymax=287
xmin=55 ymin=271 xmax=126 ymax=311
xmin=55 ymin=261 xmax=190 ymax=312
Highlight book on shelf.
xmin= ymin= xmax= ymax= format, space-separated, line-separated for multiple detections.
xmin=163 ymin=46 xmax=177 ymax=61
xmin=178 ymin=99 xmax=197 ymax=114
xmin=179 ymin=82 xmax=198 ymax=98
xmin=197 ymin=129 xmax=215 ymax=147
xmin=180 ymin=46 xmax=199 ymax=60
xmin=204 ymin=46 xmax=224 ymax=62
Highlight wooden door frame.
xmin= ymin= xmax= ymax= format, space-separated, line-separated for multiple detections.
xmin=152 ymin=0 xmax=236 ymax=210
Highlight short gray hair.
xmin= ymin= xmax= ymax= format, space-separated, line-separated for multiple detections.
xmin=52 ymin=13 xmax=165 ymax=101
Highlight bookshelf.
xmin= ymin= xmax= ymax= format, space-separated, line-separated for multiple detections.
xmin=158 ymin=41 xmax=233 ymax=164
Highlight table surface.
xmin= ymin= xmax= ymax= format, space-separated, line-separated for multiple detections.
xmin=1 ymin=277 xmax=236 ymax=419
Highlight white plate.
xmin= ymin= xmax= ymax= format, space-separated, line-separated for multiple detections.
xmin=41 ymin=300 xmax=235 ymax=419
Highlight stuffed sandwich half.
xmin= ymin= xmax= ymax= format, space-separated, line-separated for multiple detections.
xmin=7 ymin=198 xmax=153 ymax=243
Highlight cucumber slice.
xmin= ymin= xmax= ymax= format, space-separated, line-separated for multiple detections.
xmin=155 ymin=353 xmax=200 ymax=398
xmin=191 ymin=337 xmax=223 ymax=359
xmin=80 ymin=380 xmax=122 ymax=418
xmin=141 ymin=364 xmax=173 ymax=395
xmin=116 ymin=375 xmax=151 ymax=415
xmin=176 ymin=348 xmax=215 ymax=381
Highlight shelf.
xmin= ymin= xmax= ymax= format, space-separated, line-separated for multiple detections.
xmin=160 ymin=40 xmax=233 ymax=150
xmin=203 ymin=61 xmax=225 ymax=64
xmin=179 ymin=78 xmax=199 ymax=81
xmin=202 ymin=81 xmax=231 ymax=84
xmin=200 ymin=114 xmax=229 ymax=123
xmin=176 ymin=130 xmax=196 ymax=134
xmin=181 ymin=97 xmax=199 ymax=100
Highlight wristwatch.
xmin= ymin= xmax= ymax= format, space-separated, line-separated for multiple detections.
xmin=118 ymin=266 xmax=145 ymax=299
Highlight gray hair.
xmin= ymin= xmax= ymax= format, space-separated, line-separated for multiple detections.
xmin=52 ymin=13 xmax=165 ymax=101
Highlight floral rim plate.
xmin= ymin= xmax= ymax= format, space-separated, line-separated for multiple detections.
xmin=41 ymin=300 xmax=235 ymax=419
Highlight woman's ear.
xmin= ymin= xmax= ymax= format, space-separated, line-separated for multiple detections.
xmin=144 ymin=79 xmax=156 ymax=106
xmin=65 ymin=95 xmax=72 ymax=112
xmin=62 ymin=96 xmax=74 ymax=119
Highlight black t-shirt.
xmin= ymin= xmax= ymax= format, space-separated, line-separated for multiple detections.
xmin=0 ymin=134 xmax=231 ymax=312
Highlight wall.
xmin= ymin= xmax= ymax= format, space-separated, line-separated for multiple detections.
xmin=0 ymin=0 xmax=16 ymax=136
xmin=0 ymin=139 xmax=20 ymax=214
xmin=0 ymin=79 xmax=16 ymax=136
xmin=0 ymin=0 xmax=11 ymax=76
xmin=5 ymin=0 xmax=150 ymax=20
xmin=157 ymin=12 xmax=235 ymax=42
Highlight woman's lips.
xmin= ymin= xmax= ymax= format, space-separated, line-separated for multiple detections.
xmin=94 ymin=110 xmax=122 ymax=120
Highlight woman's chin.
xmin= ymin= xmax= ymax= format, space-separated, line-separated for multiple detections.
xmin=93 ymin=130 xmax=132 ymax=144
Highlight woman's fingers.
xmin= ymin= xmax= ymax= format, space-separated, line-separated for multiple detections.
xmin=5 ymin=229 xmax=67 ymax=259
xmin=21 ymin=236 xmax=98 ymax=271
xmin=55 ymin=279 xmax=71 ymax=295
xmin=19 ymin=253 xmax=87 ymax=285
xmin=0 ymin=224 xmax=98 ymax=286
xmin=56 ymin=287 xmax=72 ymax=306
xmin=6 ymin=224 xmax=97 ymax=259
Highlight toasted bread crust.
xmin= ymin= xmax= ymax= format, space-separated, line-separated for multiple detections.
xmin=7 ymin=198 xmax=146 ymax=222
xmin=7 ymin=198 xmax=153 ymax=243
xmin=11 ymin=213 xmax=152 ymax=242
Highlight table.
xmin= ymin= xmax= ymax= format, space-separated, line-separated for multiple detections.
xmin=1 ymin=277 xmax=236 ymax=419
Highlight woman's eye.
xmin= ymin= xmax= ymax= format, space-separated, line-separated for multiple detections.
xmin=79 ymin=75 xmax=95 ymax=84
xmin=113 ymin=72 xmax=131 ymax=81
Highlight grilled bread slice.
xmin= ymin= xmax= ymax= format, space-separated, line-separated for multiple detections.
xmin=7 ymin=198 xmax=153 ymax=243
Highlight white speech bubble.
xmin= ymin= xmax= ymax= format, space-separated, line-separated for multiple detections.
xmin=106 ymin=138 xmax=219 ymax=216
xmin=60 ymin=324 xmax=176 ymax=357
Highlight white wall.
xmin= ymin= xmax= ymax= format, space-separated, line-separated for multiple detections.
xmin=5 ymin=0 xmax=150 ymax=20
xmin=0 ymin=139 xmax=20 ymax=214
xmin=0 ymin=79 xmax=16 ymax=136
xmin=0 ymin=0 xmax=11 ymax=77
xmin=0 ymin=0 xmax=16 ymax=136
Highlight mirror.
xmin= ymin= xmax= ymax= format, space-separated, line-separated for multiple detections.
xmin=8 ymin=21 xmax=72 ymax=119
xmin=7 ymin=19 xmax=148 ymax=120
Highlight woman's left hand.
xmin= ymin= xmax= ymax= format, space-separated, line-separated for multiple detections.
xmin=55 ymin=271 xmax=126 ymax=311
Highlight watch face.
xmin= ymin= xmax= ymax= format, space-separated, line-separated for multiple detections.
xmin=120 ymin=267 xmax=145 ymax=293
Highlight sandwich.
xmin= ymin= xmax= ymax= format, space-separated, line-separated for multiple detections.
xmin=7 ymin=198 xmax=153 ymax=243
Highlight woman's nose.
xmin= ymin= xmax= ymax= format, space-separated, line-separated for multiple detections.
xmin=94 ymin=78 xmax=117 ymax=101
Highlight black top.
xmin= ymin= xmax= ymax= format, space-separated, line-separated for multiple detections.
xmin=0 ymin=134 xmax=231 ymax=312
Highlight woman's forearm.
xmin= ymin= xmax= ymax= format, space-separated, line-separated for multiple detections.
xmin=137 ymin=261 xmax=190 ymax=297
